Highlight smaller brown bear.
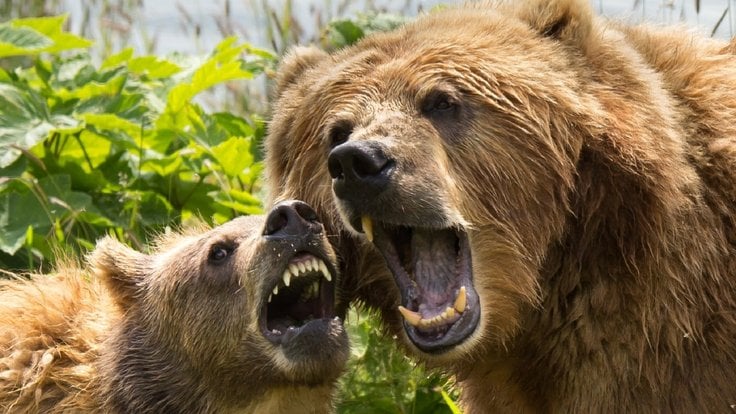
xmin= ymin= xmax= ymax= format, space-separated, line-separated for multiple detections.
xmin=0 ymin=201 xmax=348 ymax=413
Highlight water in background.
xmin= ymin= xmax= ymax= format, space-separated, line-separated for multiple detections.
xmin=60 ymin=0 xmax=735 ymax=57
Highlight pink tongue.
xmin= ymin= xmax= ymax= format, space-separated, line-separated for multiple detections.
xmin=411 ymin=228 xmax=458 ymax=311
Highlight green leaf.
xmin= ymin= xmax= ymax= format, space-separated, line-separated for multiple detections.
xmin=164 ymin=38 xmax=254 ymax=116
xmin=0 ymin=25 xmax=53 ymax=56
xmin=0 ymin=15 xmax=91 ymax=58
xmin=0 ymin=82 xmax=83 ymax=167
xmin=128 ymin=56 xmax=181 ymax=79
xmin=326 ymin=20 xmax=365 ymax=47
xmin=212 ymin=188 xmax=262 ymax=215
xmin=0 ymin=188 xmax=49 ymax=255
xmin=82 ymin=113 xmax=141 ymax=140
xmin=55 ymin=74 xmax=127 ymax=101
xmin=101 ymin=47 xmax=134 ymax=69
xmin=210 ymin=136 xmax=253 ymax=177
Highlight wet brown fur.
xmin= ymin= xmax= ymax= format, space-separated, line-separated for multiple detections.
xmin=265 ymin=0 xmax=736 ymax=412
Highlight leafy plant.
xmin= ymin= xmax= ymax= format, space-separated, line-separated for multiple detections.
xmin=323 ymin=12 xmax=410 ymax=49
xmin=0 ymin=15 xmax=275 ymax=270
xmin=339 ymin=308 xmax=461 ymax=414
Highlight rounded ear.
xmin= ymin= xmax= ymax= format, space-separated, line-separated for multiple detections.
xmin=88 ymin=236 xmax=149 ymax=309
xmin=275 ymin=45 xmax=329 ymax=96
xmin=516 ymin=0 xmax=594 ymax=46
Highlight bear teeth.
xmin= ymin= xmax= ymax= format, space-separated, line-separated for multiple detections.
xmin=397 ymin=286 xmax=466 ymax=329
xmin=361 ymin=215 xmax=373 ymax=242
xmin=267 ymin=257 xmax=332 ymax=303
xmin=453 ymin=286 xmax=467 ymax=313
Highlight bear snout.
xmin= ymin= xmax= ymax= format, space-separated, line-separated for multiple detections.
xmin=264 ymin=200 xmax=323 ymax=238
xmin=328 ymin=141 xmax=395 ymax=204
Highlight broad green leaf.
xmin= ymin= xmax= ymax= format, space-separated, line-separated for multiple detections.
xmin=212 ymin=188 xmax=262 ymax=215
xmin=0 ymin=25 xmax=53 ymax=57
xmin=0 ymin=174 xmax=92 ymax=255
xmin=101 ymin=47 xmax=134 ymax=69
xmin=0 ymin=82 xmax=83 ymax=167
xmin=82 ymin=113 xmax=141 ymax=140
xmin=143 ymin=153 xmax=184 ymax=177
xmin=55 ymin=74 xmax=126 ymax=101
xmin=210 ymin=137 xmax=253 ymax=177
xmin=128 ymin=56 xmax=181 ymax=79
xmin=0 ymin=15 xmax=91 ymax=57
xmin=164 ymin=38 xmax=253 ymax=115
xmin=0 ymin=190 xmax=50 ymax=254
xmin=326 ymin=20 xmax=365 ymax=47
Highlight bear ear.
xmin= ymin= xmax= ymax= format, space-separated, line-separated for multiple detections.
xmin=274 ymin=45 xmax=329 ymax=96
xmin=88 ymin=236 xmax=150 ymax=310
xmin=517 ymin=0 xmax=593 ymax=46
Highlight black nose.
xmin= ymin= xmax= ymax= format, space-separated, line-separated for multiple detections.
xmin=264 ymin=200 xmax=322 ymax=237
xmin=328 ymin=141 xmax=394 ymax=202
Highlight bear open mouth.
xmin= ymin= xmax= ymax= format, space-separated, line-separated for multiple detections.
xmin=260 ymin=252 xmax=337 ymax=345
xmin=361 ymin=216 xmax=480 ymax=353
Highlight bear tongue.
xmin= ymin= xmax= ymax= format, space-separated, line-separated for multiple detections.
xmin=410 ymin=228 xmax=459 ymax=308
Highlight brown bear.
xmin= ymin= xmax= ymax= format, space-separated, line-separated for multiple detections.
xmin=0 ymin=201 xmax=348 ymax=413
xmin=264 ymin=0 xmax=736 ymax=412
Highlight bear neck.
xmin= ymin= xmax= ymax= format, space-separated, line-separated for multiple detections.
xmin=95 ymin=318 xmax=262 ymax=413
xmin=458 ymin=142 xmax=736 ymax=411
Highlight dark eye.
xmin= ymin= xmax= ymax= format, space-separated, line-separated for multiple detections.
xmin=328 ymin=120 xmax=354 ymax=148
xmin=421 ymin=90 xmax=458 ymax=116
xmin=208 ymin=243 xmax=234 ymax=264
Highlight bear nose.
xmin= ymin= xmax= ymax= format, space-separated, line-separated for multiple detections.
xmin=328 ymin=141 xmax=394 ymax=201
xmin=264 ymin=200 xmax=323 ymax=237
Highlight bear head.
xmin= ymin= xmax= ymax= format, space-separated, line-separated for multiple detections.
xmin=266 ymin=0 xmax=615 ymax=362
xmin=89 ymin=201 xmax=349 ymax=404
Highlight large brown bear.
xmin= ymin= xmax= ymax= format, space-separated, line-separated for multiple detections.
xmin=0 ymin=201 xmax=348 ymax=413
xmin=265 ymin=0 xmax=736 ymax=412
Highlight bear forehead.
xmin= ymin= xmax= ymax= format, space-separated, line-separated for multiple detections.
xmin=151 ymin=215 xmax=265 ymax=255
xmin=312 ymin=20 xmax=572 ymax=109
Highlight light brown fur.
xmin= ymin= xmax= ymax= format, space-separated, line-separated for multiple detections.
xmin=265 ymin=0 xmax=736 ymax=412
xmin=1 ymin=211 xmax=348 ymax=413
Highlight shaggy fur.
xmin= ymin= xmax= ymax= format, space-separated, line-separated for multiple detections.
xmin=264 ymin=0 xmax=736 ymax=412
xmin=0 ymin=210 xmax=347 ymax=413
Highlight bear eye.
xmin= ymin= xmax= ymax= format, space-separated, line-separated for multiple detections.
xmin=421 ymin=90 xmax=458 ymax=117
xmin=327 ymin=120 xmax=354 ymax=148
xmin=208 ymin=243 xmax=234 ymax=265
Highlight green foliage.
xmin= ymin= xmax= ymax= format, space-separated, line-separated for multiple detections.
xmin=324 ymin=12 xmax=410 ymax=49
xmin=0 ymin=15 xmax=275 ymax=270
xmin=339 ymin=309 xmax=461 ymax=414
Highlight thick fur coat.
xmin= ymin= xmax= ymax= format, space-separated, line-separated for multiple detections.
xmin=265 ymin=0 xmax=736 ymax=411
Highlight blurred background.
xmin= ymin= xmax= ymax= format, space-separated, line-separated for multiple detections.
xmin=3 ymin=0 xmax=732 ymax=114
xmin=3 ymin=0 xmax=734 ymax=58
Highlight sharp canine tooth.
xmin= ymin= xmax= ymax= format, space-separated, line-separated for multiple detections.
xmin=361 ymin=215 xmax=373 ymax=242
xmin=273 ymin=285 xmax=279 ymax=295
xmin=398 ymin=306 xmax=422 ymax=326
xmin=289 ymin=264 xmax=299 ymax=277
xmin=454 ymin=286 xmax=467 ymax=313
xmin=268 ymin=294 xmax=272 ymax=303
xmin=297 ymin=262 xmax=306 ymax=274
xmin=319 ymin=260 xmax=332 ymax=281
xmin=282 ymin=270 xmax=291 ymax=287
